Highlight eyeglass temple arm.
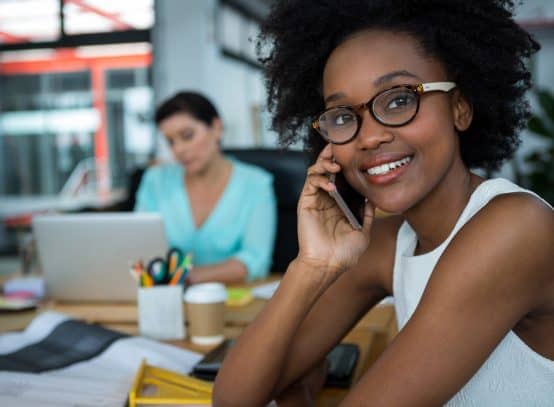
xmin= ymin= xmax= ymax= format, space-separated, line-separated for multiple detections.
xmin=419 ymin=82 xmax=457 ymax=93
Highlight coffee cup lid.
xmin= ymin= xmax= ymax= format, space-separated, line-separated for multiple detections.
xmin=184 ymin=283 xmax=227 ymax=304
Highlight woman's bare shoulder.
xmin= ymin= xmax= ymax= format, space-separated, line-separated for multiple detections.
xmin=474 ymin=191 xmax=552 ymax=283
xmin=471 ymin=191 xmax=552 ymax=259
xmin=436 ymin=190 xmax=553 ymax=309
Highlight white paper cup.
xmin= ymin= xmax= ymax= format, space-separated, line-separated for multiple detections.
xmin=183 ymin=283 xmax=227 ymax=345
xmin=138 ymin=285 xmax=185 ymax=340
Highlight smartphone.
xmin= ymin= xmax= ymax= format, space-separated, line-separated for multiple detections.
xmin=191 ymin=338 xmax=360 ymax=388
xmin=329 ymin=171 xmax=365 ymax=230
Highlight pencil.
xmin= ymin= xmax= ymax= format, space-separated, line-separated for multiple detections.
xmin=169 ymin=267 xmax=184 ymax=285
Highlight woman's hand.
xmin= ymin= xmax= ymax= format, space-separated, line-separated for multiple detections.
xmin=297 ymin=144 xmax=374 ymax=278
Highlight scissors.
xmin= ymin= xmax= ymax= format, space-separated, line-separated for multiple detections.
xmin=146 ymin=257 xmax=168 ymax=284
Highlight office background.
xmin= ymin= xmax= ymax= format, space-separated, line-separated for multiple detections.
xmin=0 ymin=0 xmax=552 ymax=264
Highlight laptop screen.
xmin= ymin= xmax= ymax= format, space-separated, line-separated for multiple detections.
xmin=33 ymin=213 xmax=168 ymax=302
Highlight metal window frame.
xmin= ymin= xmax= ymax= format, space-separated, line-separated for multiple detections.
xmin=217 ymin=0 xmax=264 ymax=70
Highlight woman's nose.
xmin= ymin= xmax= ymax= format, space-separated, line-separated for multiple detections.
xmin=172 ymin=139 xmax=187 ymax=154
xmin=355 ymin=110 xmax=394 ymax=149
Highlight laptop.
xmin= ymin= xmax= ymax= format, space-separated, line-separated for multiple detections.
xmin=33 ymin=213 xmax=168 ymax=302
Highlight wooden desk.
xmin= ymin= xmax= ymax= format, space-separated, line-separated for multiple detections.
xmin=0 ymin=281 xmax=396 ymax=406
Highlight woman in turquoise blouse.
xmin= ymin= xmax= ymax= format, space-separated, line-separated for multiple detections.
xmin=135 ymin=91 xmax=277 ymax=284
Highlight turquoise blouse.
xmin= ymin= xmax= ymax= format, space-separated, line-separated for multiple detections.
xmin=134 ymin=159 xmax=277 ymax=281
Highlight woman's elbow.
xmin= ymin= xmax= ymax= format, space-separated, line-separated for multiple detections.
xmin=212 ymin=379 xmax=257 ymax=407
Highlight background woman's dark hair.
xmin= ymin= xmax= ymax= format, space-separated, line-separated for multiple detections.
xmin=259 ymin=0 xmax=540 ymax=172
xmin=154 ymin=91 xmax=219 ymax=126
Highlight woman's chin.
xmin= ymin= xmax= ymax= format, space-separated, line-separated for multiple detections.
xmin=371 ymin=195 xmax=413 ymax=216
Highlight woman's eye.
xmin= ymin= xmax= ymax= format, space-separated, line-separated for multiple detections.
xmin=385 ymin=94 xmax=415 ymax=110
xmin=180 ymin=132 xmax=194 ymax=141
xmin=333 ymin=113 xmax=355 ymax=126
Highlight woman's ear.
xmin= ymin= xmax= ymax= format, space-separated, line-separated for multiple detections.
xmin=452 ymin=90 xmax=473 ymax=132
xmin=210 ymin=118 xmax=223 ymax=140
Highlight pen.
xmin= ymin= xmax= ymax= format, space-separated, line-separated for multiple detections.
xmin=178 ymin=253 xmax=190 ymax=270
xmin=168 ymin=266 xmax=184 ymax=285
xmin=178 ymin=262 xmax=190 ymax=284
xmin=166 ymin=254 xmax=190 ymax=285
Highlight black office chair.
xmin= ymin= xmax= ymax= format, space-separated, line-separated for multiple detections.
xmin=122 ymin=148 xmax=309 ymax=273
xmin=224 ymin=148 xmax=309 ymax=273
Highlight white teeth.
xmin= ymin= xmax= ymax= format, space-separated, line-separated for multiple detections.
xmin=367 ymin=156 xmax=412 ymax=176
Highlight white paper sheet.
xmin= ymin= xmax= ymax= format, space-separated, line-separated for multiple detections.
xmin=0 ymin=312 xmax=69 ymax=354
xmin=0 ymin=312 xmax=204 ymax=407
xmin=252 ymin=280 xmax=280 ymax=299
xmin=0 ymin=371 xmax=127 ymax=407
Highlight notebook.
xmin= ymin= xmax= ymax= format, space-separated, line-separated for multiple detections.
xmin=33 ymin=213 xmax=168 ymax=302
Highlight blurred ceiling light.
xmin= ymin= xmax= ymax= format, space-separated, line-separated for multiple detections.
xmin=63 ymin=0 xmax=153 ymax=34
xmin=0 ymin=48 xmax=56 ymax=62
xmin=0 ymin=0 xmax=59 ymax=43
xmin=75 ymin=42 xmax=151 ymax=58
xmin=0 ymin=0 xmax=58 ymax=19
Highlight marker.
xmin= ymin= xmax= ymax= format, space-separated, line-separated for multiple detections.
xmin=169 ymin=267 xmax=184 ymax=285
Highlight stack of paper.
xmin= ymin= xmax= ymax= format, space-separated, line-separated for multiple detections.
xmin=0 ymin=312 xmax=203 ymax=407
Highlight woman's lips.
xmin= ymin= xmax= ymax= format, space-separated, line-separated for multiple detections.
xmin=362 ymin=155 xmax=413 ymax=185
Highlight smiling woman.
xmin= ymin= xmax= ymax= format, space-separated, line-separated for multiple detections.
xmin=134 ymin=91 xmax=277 ymax=284
xmin=213 ymin=1 xmax=554 ymax=406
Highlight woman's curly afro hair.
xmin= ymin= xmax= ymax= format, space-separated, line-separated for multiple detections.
xmin=259 ymin=0 xmax=540 ymax=171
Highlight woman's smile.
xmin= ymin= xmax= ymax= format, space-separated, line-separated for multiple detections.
xmin=360 ymin=154 xmax=414 ymax=185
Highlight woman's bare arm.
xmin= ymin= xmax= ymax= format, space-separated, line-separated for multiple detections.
xmin=212 ymin=252 xmax=387 ymax=406
xmin=341 ymin=194 xmax=553 ymax=406
xmin=213 ymin=145 xmax=399 ymax=406
xmin=187 ymin=259 xmax=247 ymax=285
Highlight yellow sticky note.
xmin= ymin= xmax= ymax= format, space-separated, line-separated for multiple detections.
xmin=225 ymin=288 xmax=253 ymax=307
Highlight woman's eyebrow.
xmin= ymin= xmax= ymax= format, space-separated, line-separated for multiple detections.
xmin=324 ymin=70 xmax=422 ymax=104
xmin=373 ymin=70 xmax=421 ymax=86
xmin=324 ymin=92 xmax=346 ymax=104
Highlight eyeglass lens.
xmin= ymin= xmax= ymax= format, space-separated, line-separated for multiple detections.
xmin=318 ymin=87 xmax=418 ymax=143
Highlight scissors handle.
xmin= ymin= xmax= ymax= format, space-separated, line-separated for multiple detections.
xmin=147 ymin=257 xmax=168 ymax=284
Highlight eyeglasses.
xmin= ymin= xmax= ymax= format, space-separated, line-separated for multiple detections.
xmin=312 ymin=81 xmax=457 ymax=145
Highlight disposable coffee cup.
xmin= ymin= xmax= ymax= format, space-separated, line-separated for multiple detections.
xmin=138 ymin=285 xmax=185 ymax=340
xmin=183 ymin=283 xmax=227 ymax=345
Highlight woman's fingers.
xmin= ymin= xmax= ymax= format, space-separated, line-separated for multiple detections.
xmin=361 ymin=199 xmax=375 ymax=235
xmin=304 ymin=145 xmax=340 ymax=195
xmin=305 ymin=174 xmax=335 ymax=195
xmin=307 ymin=158 xmax=340 ymax=177
xmin=311 ymin=144 xmax=338 ymax=171
xmin=317 ymin=143 xmax=334 ymax=161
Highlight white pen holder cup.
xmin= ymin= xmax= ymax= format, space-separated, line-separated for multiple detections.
xmin=138 ymin=285 xmax=185 ymax=340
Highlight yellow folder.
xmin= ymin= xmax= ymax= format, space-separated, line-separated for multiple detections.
xmin=129 ymin=360 xmax=212 ymax=406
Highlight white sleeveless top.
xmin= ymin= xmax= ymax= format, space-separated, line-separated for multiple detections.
xmin=392 ymin=178 xmax=554 ymax=406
